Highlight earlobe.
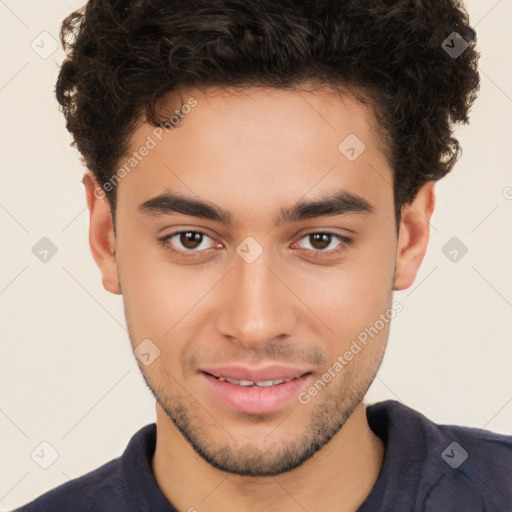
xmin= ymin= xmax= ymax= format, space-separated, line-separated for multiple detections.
xmin=83 ymin=172 xmax=122 ymax=295
xmin=393 ymin=181 xmax=436 ymax=291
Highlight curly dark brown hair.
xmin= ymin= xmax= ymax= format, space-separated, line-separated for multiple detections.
xmin=56 ymin=0 xmax=480 ymax=228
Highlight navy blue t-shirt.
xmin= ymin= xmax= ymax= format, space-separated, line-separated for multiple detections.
xmin=15 ymin=400 xmax=512 ymax=511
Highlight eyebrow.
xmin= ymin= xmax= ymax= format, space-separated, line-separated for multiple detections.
xmin=138 ymin=189 xmax=374 ymax=225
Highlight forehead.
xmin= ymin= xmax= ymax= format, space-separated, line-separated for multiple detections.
xmin=117 ymin=85 xmax=392 ymax=224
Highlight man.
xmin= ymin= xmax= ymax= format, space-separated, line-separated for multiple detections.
xmin=17 ymin=0 xmax=511 ymax=511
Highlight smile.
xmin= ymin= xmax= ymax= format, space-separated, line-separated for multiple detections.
xmin=212 ymin=375 xmax=295 ymax=387
xmin=201 ymin=371 xmax=312 ymax=415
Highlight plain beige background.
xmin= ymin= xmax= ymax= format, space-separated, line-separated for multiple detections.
xmin=1 ymin=0 xmax=511 ymax=510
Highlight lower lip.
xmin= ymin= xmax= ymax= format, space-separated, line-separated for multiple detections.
xmin=201 ymin=372 xmax=311 ymax=415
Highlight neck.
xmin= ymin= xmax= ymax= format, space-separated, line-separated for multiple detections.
xmin=152 ymin=401 xmax=385 ymax=512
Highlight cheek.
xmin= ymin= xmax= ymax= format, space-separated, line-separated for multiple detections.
xmin=118 ymin=242 xmax=220 ymax=344
xmin=294 ymin=230 xmax=396 ymax=339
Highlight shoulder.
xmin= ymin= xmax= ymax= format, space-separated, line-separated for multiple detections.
xmin=366 ymin=400 xmax=512 ymax=511
xmin=15 ymin=458 xmax=124 ymax=511
xmin=15 ymin=423 xmax=157 ymax=512
xmin=432 ymin=421 xmax=512 ymax=510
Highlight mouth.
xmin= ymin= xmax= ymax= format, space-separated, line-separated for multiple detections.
xmin=199 ymin=369 xmax=313 ymax=415
xmin=203 ymin=372 xmax=306 ymax=388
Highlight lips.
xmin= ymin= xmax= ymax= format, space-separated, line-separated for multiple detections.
xmin=199 ymin=365 xmax=313 ymax=414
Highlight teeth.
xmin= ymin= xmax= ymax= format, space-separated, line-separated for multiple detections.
xmin=254 ymin=379 xmax=286 ymax=387
xmin=226 ymin=378 xmax=253 ymax=386
xmin=217 ymin=376 xmax=293 ymax=387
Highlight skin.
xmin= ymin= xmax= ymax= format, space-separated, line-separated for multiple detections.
xmin=83 ymin=85 xmax=435 ymax=511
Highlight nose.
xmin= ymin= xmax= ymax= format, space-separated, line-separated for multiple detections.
xmin=215 ymin=247 xmax=298 ymax=351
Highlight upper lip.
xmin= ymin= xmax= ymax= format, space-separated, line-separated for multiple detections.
xmin=201 ymin=365 xmax=311 ymax=382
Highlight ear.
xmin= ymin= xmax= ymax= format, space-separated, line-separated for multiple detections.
xmin=82 ymin=172 xmax=122 ymax=294
xmin=394 ymin=181 xmax=436 ymax=291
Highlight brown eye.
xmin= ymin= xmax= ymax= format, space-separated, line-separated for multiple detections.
xmin=180 ymin=231 xmax=203 ymax=249
xmin=158 ymin=230 xmax=218 ymax=257
xmin=295 ymin=232 xmax=353 ymax=254
xmin=309 ymin=233 xmax=331 ymax=250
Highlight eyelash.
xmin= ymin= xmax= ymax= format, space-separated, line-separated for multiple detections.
xmin=157 ymin=230 xmax=354 ymax=259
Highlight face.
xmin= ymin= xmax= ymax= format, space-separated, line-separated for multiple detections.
xmin=86 ymin=85 xmax=432 ymax=477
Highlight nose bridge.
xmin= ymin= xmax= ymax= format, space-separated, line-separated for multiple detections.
xmin=215 ymin=244 xmax=296 ymax=348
